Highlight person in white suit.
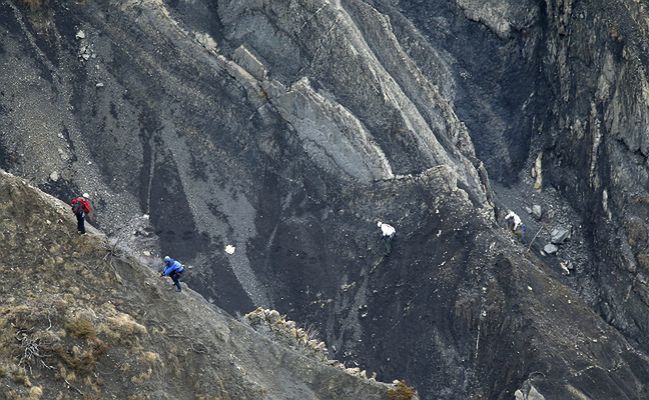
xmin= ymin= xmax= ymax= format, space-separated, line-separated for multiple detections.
xmin=377 ymin=221 xmax=396 ymax=256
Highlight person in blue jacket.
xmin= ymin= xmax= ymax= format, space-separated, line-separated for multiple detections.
xmin=161 ymin=256 xmax=185 ymax=292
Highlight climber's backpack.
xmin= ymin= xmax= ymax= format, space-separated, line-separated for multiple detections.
xmin=72 ymin=201 xmax=83 ymax=216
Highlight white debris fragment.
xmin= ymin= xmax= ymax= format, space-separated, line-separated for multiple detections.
xmin=527 ymin=286 xmax=533 ymax=291
xmin=143 ymin=251 xmax=151 ymax=257
xmin=49 ymin=171 xmax=59 ymax=182
xmin=76 ymin=30 xmax=86 ymax=40
xmin=225 ymin=245 xmax=236 ymax=254
xmin=96 ymin=82 xmax=105 ymax=88
xmin=560 ymin=261 xmax=571 ymax=275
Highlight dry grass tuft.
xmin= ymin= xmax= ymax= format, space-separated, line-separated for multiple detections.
xmin=388 ymin=380 xmax=417 ymax=400
xmin=29 ymin=386 xmax=43 ymax=399
xmin=20 ymin=0 xmax=48 ymax=10
xmin=625 ymin=218 xmax=648 ymax=250
xmin=65 ymin=318 xmax=97 ymax=340
xmin=106 ymin=314 xmax=147 ymax=337
xmin=54 ymin=339 xmax=108 ymax=373
xmin=130 ymin=368 xmax=153 ymax=384
xmin=637 ymin=253 xmax=649 ymax=270
xmin=139 ymin=351 xmax=161 ymax=366
xmin=10 ymin=366 xmax=31 ymax=387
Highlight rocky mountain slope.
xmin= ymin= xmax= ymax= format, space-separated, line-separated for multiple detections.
xmin=4 ymin=0 xmax=649 ymax=398
xmin=0 ymin=169 xmax=409 ymax=399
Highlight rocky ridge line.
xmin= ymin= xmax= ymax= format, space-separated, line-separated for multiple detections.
xmin=0 ymin=169 xmax=413 ymax=400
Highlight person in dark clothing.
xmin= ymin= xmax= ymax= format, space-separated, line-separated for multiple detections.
xmin=161 ymin=256 xmax=185 ymax=292
xmin=70 ymin=193 xmax=91 ymax=234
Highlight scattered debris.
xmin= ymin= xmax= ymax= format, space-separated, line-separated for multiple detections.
xmin=78 ymin=40 xmax=94 ymax=62
xmin=544 ymin=243 xmax=558 ymax=255
xmin=225 ymin=244 xmax=236 ymax=254
xmin=76 ymin=30 xmax=86 ymax=40
xmin=551 ymin=227 xmax=571 ymax=244
xmin=560 ymin=260 xmax=573 ymax=275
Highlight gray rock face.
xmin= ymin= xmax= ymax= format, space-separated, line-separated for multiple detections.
xmin=550 ymin=227 xmax=571 ymax=244
xmin=515 ymin=385 xmax=545 ymax=400
xmin=3 ymin=0 xmax=649 ymax=399
xmin=531 ymin=0 xmax=649 ymax=362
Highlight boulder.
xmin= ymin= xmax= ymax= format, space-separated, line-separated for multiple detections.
xmin=532 ymin=205 xmax=542 ymax=220
xmin=528 ymin=386 xmax=546 ymax=400
xmin=544 ymin=244 xmax=558 ymax=255
xmin=551 ymin=227 xmax=571 ymax=244
xmin=515 ymin=385 xmax=546 ymax=400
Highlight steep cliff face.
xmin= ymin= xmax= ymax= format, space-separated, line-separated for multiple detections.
xmin=537 ymin=0 xmax=649 ymax=357
xmin=4 ymin=0 xmax=649 ymax=399
xmin=0 ymin=170 xmax=401 ymax=400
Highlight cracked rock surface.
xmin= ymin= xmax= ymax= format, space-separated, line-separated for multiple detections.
xmin=4 ymin=0 xmax=649 ymax=399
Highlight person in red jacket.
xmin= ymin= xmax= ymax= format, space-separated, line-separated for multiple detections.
xmin=70 ymin=193 xmax=92 ymax=234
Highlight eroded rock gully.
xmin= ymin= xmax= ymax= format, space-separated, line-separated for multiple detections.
xmin=3 ymin=0 xmax=649 ymax=398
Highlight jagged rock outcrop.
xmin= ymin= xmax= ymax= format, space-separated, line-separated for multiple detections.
xmin=535 ymin=0 xmax=649 ymax=357
xmin=0 ymin=170 xmax=407 ymax=399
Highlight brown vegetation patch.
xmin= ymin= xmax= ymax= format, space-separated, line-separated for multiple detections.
xmin=625 ymin=218 xmax=648 ymax=250
xmin=65 ymin=318 xmax=97 ymax=340
xmin=53 ymin=338 xmax=108 ymax=373
xmin=388 ymin=380 xmax=417 ymax=400
xmin=20 ymin=0 xmax=48 ymax=10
